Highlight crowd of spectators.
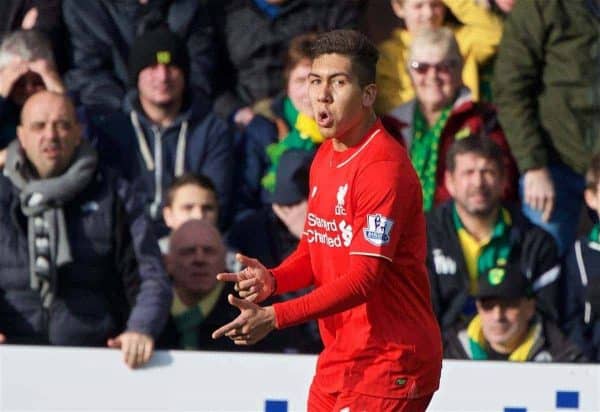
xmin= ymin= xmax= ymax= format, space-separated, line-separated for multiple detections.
xmin=0 ymin=0 xmax=599 ymax=367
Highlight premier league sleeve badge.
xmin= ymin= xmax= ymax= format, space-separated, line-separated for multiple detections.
xmin=363 ymin=214 xmax=394 ymax=246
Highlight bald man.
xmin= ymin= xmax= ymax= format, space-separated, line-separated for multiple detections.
xmin=158 ymin=219 xmax=305 ymax=352
xmin=0 ymin=91 xmax=171 ymax=368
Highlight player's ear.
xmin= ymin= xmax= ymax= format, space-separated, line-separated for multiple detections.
xmin=362 ymin=83 xmax=377 ymax=107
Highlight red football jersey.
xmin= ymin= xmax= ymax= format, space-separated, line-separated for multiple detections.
xmin=272 ymin=119 xmax=442 ymax=399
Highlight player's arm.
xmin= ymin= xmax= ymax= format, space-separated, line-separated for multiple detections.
xmin=270 ymin=237 xmax=314 ymax=294
xmin=274 ymin=254 xmax=385 ymax=328
xmin=274 ymin=160 xmax=421 ymax=328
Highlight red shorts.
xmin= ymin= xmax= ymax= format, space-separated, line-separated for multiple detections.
xmin=308 ymin=381 xmax=433 ymax=412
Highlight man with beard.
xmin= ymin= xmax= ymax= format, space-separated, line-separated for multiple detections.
xmin=426 ymin=136 xmax=560 ymax=333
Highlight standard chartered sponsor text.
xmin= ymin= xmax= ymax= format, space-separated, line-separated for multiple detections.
xmin=305 ymin=213 xmax=352 ymax=247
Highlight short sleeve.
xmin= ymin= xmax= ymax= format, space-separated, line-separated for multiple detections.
xmin=349 ymin=160 xmax=422 ymax=262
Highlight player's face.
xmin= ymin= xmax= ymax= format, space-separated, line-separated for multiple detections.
xmin=477 ymin=297 xmax=535 ymax=353
xmin=168 ymin=223 xmax=225 ymax=297
xmin=392 ymin=0 xmax=446 ymax=33
xmin=409 ymin=45 xmax=462 ymax=112
xmin=445 ymin=153 xmax=504 ymax=217
xmin=163 ymin=184 xmax=219 ymax=230
xmin=309 ymin=53 xmax=371 ymax=140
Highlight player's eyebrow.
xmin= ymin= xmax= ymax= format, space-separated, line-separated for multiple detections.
xmin=308 ymin=71 xmax=351 ymax=80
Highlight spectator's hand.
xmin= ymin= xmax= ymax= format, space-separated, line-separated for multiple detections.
xmin=21 ymin=7 xmax=38 ymax=29
xmin=211 ymin=294 xmax=276 ymax=345
xmin=107 ymin=331 xmax=154 ymax=369
xmin=0 ymin=149 xmax=6 ymax=169
xmin=28 ymin=59 xmax=65 ymax=94
xmin=233 ymin=106 xmax=255 ymax=128
xmin=216 ymin=253 xmax=275 ymax=303
xmin=272 ymin=200 xmax=308 ymax=239
xmin=524 ymin=167 xmax=555 ymax=222
xmin=0 ymin=333 xmax=5 ymax=343
xmin=0 ymin=60 xmax=28 ymax=98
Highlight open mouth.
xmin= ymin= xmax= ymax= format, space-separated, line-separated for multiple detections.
xmin=316 ymin=110 xmax=333 ymax=128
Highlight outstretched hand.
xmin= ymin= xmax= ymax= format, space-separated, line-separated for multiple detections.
xmin=217 ymin=253 xmax=275 ymax=303
xmin=211 ymin=294 xmax=276 ymax=345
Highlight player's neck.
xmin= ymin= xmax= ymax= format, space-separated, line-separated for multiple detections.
xmin=332 ymin=112 xmax=377 ymax=152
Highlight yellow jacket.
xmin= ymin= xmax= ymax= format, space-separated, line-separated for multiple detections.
xmin=375 ymin=0 xmax=503 ymax=114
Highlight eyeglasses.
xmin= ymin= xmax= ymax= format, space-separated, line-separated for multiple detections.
xmin=409 ymin=60 xmax=458 ymax=75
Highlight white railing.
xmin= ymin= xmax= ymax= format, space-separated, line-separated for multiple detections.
xmin=0 ymin=345 xmax=598 ymax=411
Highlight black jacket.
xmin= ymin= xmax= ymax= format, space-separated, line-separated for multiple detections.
xmin=62 ymin=0 xmax=217 ymax=111
xmin=443 ymin=317 xmax=586 ymax=362
xmin=426 ymin=201 xmax=561 ymax=329
xmin=211 ymin=0 xmax=358 ymax=119
xmin=562 ymin=236 xmax=600 ymax=361
xmin=0 ymin=167 xmax=172 ymax=345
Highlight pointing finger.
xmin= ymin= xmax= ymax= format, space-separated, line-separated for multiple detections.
xmin=212 ymin=317 xmax=244 ymax=339
xmin=216 ymin=273 xmax=241 ymax=283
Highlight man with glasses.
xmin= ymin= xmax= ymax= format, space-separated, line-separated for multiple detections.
xmin=387 ymin=27 xmax=518 ymax=213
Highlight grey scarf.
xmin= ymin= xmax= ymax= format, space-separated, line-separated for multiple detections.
xmin=3 ymin=139 xmax=98 ymax=308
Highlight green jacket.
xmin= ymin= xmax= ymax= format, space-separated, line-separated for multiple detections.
xmin=493 ymin=0 xmax=600 ymax=174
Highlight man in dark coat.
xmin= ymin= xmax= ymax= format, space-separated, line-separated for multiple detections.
xmin=427 ymin=136 xmax=560 ymax=330
xmin=158 ymin=219 xmax=308 ymax=352
xmin=0 ymin=91 xmax=172 ymax=368
xmin=443 ymin=260 xmax=585 ymax=362
xmin=90 ymin=28 xmax=233 ymax=234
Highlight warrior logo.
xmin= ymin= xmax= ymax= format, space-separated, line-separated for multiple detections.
xmin=335 ymin=183 xmax=348 ymax=216
xmin=363 ymin=214 xmax=393 ymax=246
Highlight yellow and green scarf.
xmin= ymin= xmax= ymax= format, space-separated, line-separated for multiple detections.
xmin=467 ymin=315 xmax=541 ymax=361
xmin=261 ymin=97 xmax=323 ymax=192
xmin=410 ymin=106 xmax=451 ymax=211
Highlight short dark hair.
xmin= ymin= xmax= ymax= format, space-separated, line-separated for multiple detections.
xmin=165 ymin=173 xmax=217 ymax=207
xmin=586 ymin=153 xmax=600 ymax=191
xmin=446 ymin=135 xmax=505 ymax=174
xmin=311 ymin=29 xmax=379 ymax=87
